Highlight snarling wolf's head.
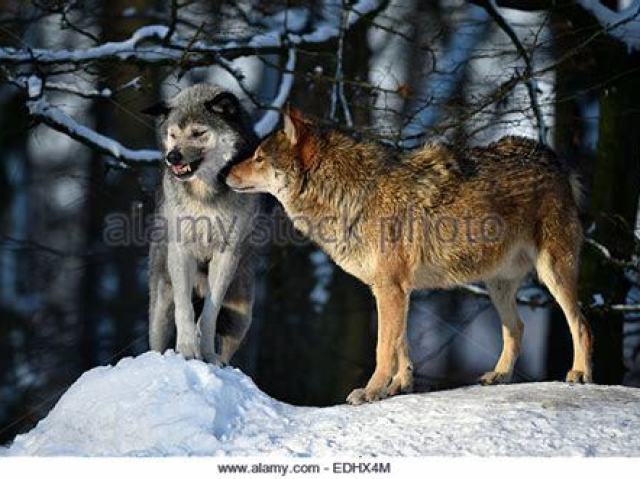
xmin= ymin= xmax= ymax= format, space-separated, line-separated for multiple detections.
xmin=144 ymin=84 xmax=257 ymax=194
xmin=225 ymin=108 xmax=316 ymax=195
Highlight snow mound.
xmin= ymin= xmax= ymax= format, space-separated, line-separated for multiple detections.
xmin=7 ymin=352 xmax=640 ymax=456
xmin=8 ymin=352 xmax=289 ymax=456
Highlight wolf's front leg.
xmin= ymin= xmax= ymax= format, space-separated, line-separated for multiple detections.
xmin=197 ymin=248 xmax=241 ymax=364
xmin=149 ymin=276 xmax=174 ymax=352
xmin=167 ymin=245 xmax=199 ymax=359
xmin=347 ymin=283 xmax=410 ymax=405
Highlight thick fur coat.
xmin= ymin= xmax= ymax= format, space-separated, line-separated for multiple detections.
xmin=147 ymin=85 xmax=259 ymax=365
xmin=226 ymin=109 xmax=592 ymax=404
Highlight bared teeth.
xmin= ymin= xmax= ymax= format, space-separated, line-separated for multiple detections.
xmin=171 ymin=163 xmax=192 ymax=176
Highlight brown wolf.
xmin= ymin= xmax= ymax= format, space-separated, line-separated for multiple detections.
xmin=225 ymin=108 xmax=592 ymax=405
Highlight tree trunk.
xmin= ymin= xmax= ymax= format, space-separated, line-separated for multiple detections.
xmin=550 ymin=4 xmax=640 ymax=384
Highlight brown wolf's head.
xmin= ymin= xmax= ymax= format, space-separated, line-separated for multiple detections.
xmin=226 ymin=108 xmax=318 ymax=194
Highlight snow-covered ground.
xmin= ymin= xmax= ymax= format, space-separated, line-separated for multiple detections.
xmin=5 ymin=352 xmax=640 ymax=457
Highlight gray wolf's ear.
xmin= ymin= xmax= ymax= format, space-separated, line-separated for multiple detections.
xmin=141 ymin=101 xmax=171 ymax=117
xmin=205 ymin=92 xmax=240 ymax=119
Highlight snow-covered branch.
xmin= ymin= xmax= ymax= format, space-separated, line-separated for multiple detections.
xmin=460 ymin=281 xmax=640 ymax=312
xmin=0 ymin=25 xmax=180 ymax=66
xmin=0 ymin=1 xmax=381 ymax=68
xmin=27 ymin=96 xmax=161 ymax=165
xmin=486 ymin=0 xmax=640 ymax=52
xmin=7 ymin=73 xmax=114 ymax=99
xmin=253 ymin=48 xmax=297 ymax=139
xmin=578 ymin=0 xmax=640 ymax=52
xmin=1 ymin=1 xmax=381 ymax=165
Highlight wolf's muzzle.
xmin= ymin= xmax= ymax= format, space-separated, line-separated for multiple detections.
xmin=166 ymin=149 xmax=183 ymax=165
xmin=165 ymin=149 xmax=203 ymax=181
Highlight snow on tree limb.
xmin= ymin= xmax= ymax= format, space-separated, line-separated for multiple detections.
xmin=459 ymin=279 xmax=640 ymax=312
xmin=486 ymin=0 xmax=640 ymax=51
xmin=0 ymin=1 xmax=381 ymax=67
xmin=8 ymin=73 xmax=114 ymax=99
xmin=0 ymin=25 xmax=180 ymax=66
xmin=253 ymin=48 xmax=297 ymax=139
xmin=27 ymin=97 xmax=161 ymax=165
xmin=578 ymin=0 xmax=640 ymax=52
xmin=3 ymin=1 xmax=381 ymax=164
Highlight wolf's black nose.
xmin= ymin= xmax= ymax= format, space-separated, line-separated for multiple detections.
xmin=166 ymin=149 xmax=183 ymax=165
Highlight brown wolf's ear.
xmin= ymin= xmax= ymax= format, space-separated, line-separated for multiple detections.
xmin=283 ymin=106 xmax=318 ymax=172
xmin=283 ymin=106 xmax=307 ymax=146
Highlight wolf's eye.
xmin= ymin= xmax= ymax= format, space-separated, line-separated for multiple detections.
xmin=254 ymin=153 xmax=264 ymax=163
xmin=169 ymin=133 xmax=176 ymax=139
xmin=192 ymin=130 xmax=207 ymax=138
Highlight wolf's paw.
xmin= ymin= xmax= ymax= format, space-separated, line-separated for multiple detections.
xmin=387 ymin=370 xmax=414 ymax=397
xmin=479 ymin=371 xmax=512 ymax=385
xmin=346 ymin=386 xmax=389 ymax=405
xmin=197 ymin=337 xmax=222 ymax=366
xmin=566 ymin=369 xmax=592 ymax=384
xmin=176 ymin=339 xmax=200 ymax=360
xmin=201 ymin=349 xmax=224 ymax=367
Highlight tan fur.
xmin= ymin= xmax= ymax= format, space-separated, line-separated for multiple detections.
xmin=227 ymin=111 xmax=593 ymax=404
xmin=187 ymin=177 xmax=216 ymax=201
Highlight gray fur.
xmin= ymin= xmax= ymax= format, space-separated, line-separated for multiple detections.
xmin=148 ymin=84 xmax=259 ymax=364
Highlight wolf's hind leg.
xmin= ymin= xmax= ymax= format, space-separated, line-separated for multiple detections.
xmin=216 ymin=269 xmax=254 ymax=365
xmin=149 ymin=277 xmax=174 ymax=352
xmin=479 ymin=277 xmax=524 ymax=385
xmin=217 ymin=306 xmax=251 ymax=365
xmin=536 ymin=248 xmax=592 ymax=383
xmin=196 ymin=294 xmax=222 ymax=365
xmin=387 ymin=333 xmax=413 ymax=396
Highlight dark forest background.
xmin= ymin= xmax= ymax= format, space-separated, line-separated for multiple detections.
xmin=0 ymin=0 xmax=639 ymax=445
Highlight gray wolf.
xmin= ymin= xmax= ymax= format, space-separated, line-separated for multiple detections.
xmin=225 ymin=108 xmax=592 ymax=404
xmin=145 ymin=84 xmax=259 ymax=365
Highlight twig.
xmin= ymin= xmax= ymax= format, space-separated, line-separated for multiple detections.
xmin=330 ymin=0 xmax=353 ymax=127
